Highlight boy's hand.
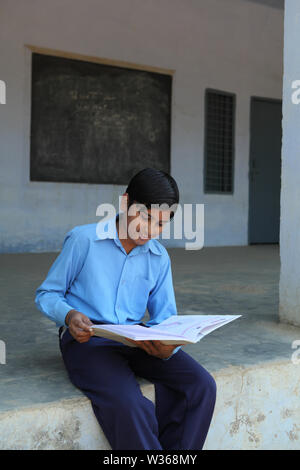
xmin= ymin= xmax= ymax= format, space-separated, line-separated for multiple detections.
xmin=124 ymin=338 xmax=184 ymax=359
xmin=65 ymin=309 xmax=94 ymax=343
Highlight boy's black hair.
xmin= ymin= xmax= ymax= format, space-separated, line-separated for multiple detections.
xmin=125 ymin=168 xmax=179 ymax=220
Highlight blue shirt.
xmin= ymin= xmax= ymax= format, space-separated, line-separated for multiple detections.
xmin=35 ymin=212 xmax=181 ymax=360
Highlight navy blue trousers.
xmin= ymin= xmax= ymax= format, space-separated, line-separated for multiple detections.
xmin=59 ymin=327 xmax=216 ymax=450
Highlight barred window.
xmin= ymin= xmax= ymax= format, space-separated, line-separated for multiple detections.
xmin=204 ymin=89 xmax=235 ymax=193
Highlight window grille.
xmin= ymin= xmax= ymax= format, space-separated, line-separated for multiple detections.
xmin=204 ymin=89 xmax=235 ymax=193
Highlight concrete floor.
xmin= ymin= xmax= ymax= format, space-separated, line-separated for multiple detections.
xmin=1 ymin=244 xmax=299 ymax=413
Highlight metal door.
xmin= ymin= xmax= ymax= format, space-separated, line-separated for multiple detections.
xmin=248 ymin=97 xmax=282 ymax=244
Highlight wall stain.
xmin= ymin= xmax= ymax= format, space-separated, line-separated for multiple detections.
xmin=33 ymin=418 xmax=81 ymax=450
xmin=286 ymin=424 xmax=299 ymax=441
xmin=281 ymin=408 xmax=293 ymax=419
xmin=256 ymin=413 xmax=266 ymax=423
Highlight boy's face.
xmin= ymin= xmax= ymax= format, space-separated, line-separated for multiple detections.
xmin=120 ymin=195 xmax=171 ymax=246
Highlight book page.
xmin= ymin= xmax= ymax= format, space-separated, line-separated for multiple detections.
xmin=149 ymin=315 xmax=241 ymax=340
xmin=91 ymin=315 xmax=241 ymax=343
xmin=91 ymin=324 xmax=185 ymax=341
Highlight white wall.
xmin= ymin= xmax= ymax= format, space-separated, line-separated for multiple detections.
xmin=0 ymin=0 xmax=284 ymax=252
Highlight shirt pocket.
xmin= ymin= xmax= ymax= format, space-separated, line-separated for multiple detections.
xmin=130 ymin=275 xmax=152 ymax=317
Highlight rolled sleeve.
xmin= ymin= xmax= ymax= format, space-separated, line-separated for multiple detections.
xmin=34 ymin=227 xmax=88 ymax=327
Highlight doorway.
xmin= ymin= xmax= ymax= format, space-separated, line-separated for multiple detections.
xmin=248 ymin=97 xmax=282 ymax=244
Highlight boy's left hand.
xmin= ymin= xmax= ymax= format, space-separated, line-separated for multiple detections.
xmin=124 ymin=338 xmax=184 ymax=359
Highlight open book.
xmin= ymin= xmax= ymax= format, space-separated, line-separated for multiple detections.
xmin=90 ymin=314 xmax=241 ymax=347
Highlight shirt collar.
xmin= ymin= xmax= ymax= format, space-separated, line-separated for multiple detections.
xmin=94 ymin=212 xmax=162 ymax=256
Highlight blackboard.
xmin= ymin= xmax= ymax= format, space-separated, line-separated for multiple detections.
xmin=30 ymin=53 xmax=172 ymax=184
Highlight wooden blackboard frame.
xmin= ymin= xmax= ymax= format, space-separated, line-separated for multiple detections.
xmin=25 ymin=45 xmax=175 ymax=76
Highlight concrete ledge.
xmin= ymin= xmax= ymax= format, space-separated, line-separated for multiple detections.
xmin=206 ymin=359 xmax=300 ymax=450
xmin=1 ymin=359 xmax=299 ymax=450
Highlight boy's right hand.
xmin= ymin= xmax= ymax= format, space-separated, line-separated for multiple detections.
xmin=65 ymin=309 xmax=94 ymax=343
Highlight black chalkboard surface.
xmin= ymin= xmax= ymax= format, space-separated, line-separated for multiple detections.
xmin=30 ymin=53 xmax=172 ymax=184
